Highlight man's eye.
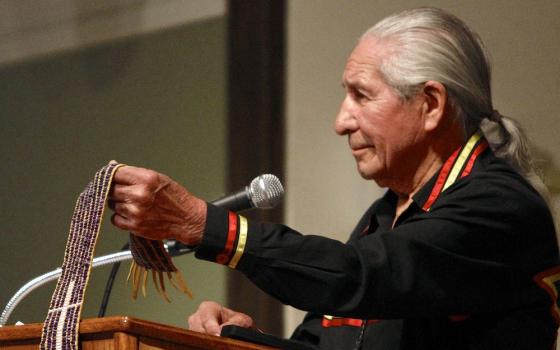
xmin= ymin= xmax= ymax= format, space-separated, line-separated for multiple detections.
xmin=353 ymin=89 xmax=368 ymax=101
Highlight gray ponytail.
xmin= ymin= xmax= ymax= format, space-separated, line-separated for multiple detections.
xmin=481 ymin=114 xmax=552 ymax=206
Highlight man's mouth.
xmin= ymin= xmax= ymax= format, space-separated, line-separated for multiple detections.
xmin=350 ymin=143 xmax=372 ymax=151
xmin=351 ymin=146 xmax=371 ymax=157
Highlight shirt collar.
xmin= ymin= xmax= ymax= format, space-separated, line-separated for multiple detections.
xmin=413 ymin=130 xmax=489 ymax=212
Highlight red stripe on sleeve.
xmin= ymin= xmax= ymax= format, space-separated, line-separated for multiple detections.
xmin=216 ymin=211 xmax=238 ymax=265
xmin=321 ymin=317 xmax=379 ymax=328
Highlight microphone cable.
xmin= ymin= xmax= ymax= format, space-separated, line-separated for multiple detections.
xmin=97 ymin=241 xmax=129 ymax=318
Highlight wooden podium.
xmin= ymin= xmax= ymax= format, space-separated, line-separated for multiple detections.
xmin=0 ymin=316 xmax=277 ymax=350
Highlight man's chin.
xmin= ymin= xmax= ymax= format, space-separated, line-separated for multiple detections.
xmin=356 ymin=165 xmax=382 ymax=183
xmin=357 ymin=163 xmax=392 ymax=188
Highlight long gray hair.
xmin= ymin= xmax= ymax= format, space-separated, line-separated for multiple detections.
xmin=363 ymin=7 xmax=553 ymax=210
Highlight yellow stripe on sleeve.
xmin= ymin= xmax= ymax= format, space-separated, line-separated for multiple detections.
xmin=228 ymin=215 xmax=248 ymax=269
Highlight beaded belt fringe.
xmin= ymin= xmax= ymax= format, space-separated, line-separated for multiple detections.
xmin=128 ymin=234 xmax=192 ymax=302
xmin=40 ymin=161 xmax=192 ymax=350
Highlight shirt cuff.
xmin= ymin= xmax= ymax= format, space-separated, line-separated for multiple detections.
xmin=195 ymin=203 xmax=256 ymax=271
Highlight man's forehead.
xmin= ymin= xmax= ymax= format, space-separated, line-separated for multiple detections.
xmin=342 ymin=38 xmax=384 ymax=84
xmin=342 ymin=58 xmax=379 ymax=86
xmin=342 ymin=67 xmax=370 ymax=88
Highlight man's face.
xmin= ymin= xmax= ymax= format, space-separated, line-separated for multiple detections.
xmin=335 ymin=37 xmax=426 ymax=188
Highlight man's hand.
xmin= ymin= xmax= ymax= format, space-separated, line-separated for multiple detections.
xmin=188 ymin=301 xmax=255 ymax=336
xmin=109 ymin=165 xmax=207 ymax=245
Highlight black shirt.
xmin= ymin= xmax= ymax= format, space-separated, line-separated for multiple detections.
xmin=196 ymin=135 xmax=559 ymax=349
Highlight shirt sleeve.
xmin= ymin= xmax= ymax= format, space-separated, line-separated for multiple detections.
xmin=195 ymin=175 xmax=559 ymax=319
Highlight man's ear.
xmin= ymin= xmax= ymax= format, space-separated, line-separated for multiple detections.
xmin=420 ymin=81 xmax=447 ymax=132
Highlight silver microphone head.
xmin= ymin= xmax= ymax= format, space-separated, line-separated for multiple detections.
xmin=248 ymin=174 xmax=284 ymax=209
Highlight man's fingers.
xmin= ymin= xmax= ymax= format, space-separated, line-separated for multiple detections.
xmin=110 ymin=183 xmax=153 ymax=206
xmin=220 ymin=307 xmax=254 ymax=329
xmin=111 ymin=213 xmax=135 ymax=232
xmin=188 ymin=301 xmax=223 ymax=336
xmin=111 ymin=213 xmax=128 ymax=227
xmin=109 ymin=183 xmax=128 ymax=202
xmin=187 ymin=302 xmax=255 ymax=337
xmin=113 ymin=166 xmax=160 ymax=187
xmin=187 ymin=314 xmax=201 ymax=332
xmin=113 ymin=165 xmax=150 ymax=185
xmin=113 ymin=202 xmax=140 ymax=219
xmin=202 ymin=319 xmax=222 ymax=336
xmin=112 ymin=166 xmax=137 ymax=185
xmin=187 ymin=314 xmax=219 ymax=334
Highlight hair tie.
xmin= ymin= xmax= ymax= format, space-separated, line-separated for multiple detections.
xmin=480 ymin=109 xmax=509 ymax=152
xmin=488 ymin=109 xmax=502 ymax=122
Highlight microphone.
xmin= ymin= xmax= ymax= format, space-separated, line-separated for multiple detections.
xmin=211 ymin=174 xmax=284 ymax=211
xmin=165 ymin=174 xmax=284 ymax=256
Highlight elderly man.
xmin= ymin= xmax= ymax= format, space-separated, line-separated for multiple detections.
xmin=110 ymin=7 xmax=559 ymax=350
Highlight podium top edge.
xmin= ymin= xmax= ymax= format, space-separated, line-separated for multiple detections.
xmin=0 ymin=316 xmax=277 ymax=350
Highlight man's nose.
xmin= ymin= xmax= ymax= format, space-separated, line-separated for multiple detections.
xmin=334 ymin=98 xmax=358 ymax=135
